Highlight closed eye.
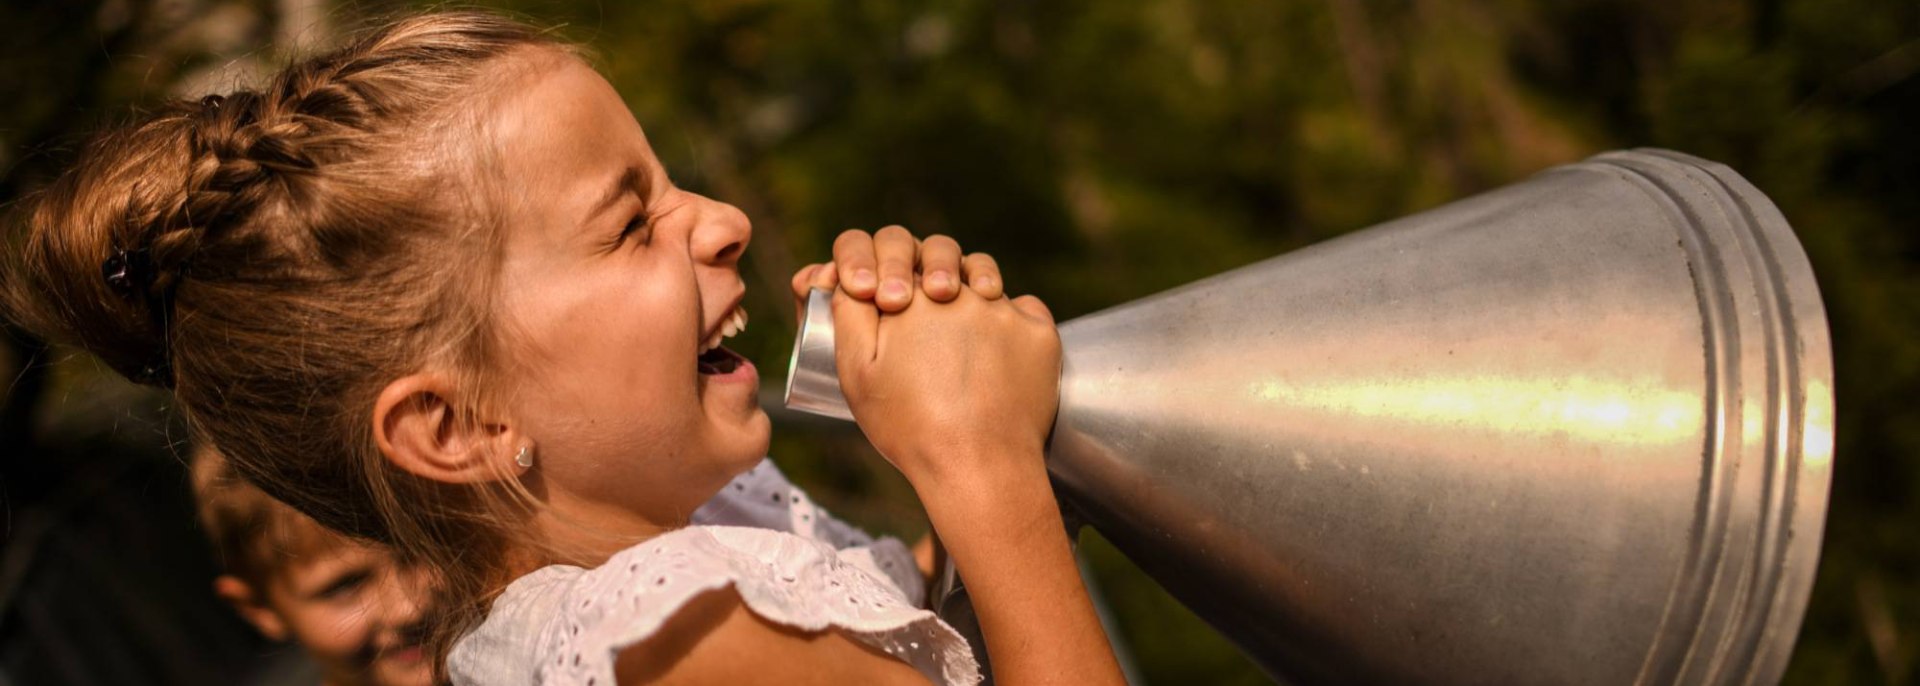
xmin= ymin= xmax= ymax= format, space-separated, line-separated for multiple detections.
xmin=611 ymin=211 xmax=651 ymax=248
xmin=313 ymin=569 xmax=373 ymax=601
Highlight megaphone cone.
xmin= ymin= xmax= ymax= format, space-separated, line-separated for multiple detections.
xmin=786 ymin=149 xmax=1833 ymax=685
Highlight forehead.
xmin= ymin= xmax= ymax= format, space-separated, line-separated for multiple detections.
xmin=486 ymin=54 xmax=649 ymax=192
xmin=254 ymin=515 xmax=367 ymax=580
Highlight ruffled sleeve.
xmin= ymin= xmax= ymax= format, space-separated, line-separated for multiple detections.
xmin=693 ymin=458 xmax=924 ymax=605
xmin=455 ymin=526 xmax=980 ymax=686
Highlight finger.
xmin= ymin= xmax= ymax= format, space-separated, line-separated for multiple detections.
xmin=791 ymin=263 xmax=840 ymax=324
xmin=962 ymin=252 xmax=1004 ymax=299
xmin=873 ymin=225 xmax=919 ymax=312
xmin=810 ymin=260 xmax=839 ymax=291
xmin=791 ymin=263 xmax=824 ymax=303
xmin=1010 ymin=294 xmax=1054 ymax=326
xmin=791 ymin=263 xmax=824 ymax=323
xmin=919 ymin=235 xmax=963 ymax=302
xmin=831 ymin=287 xmax=881 ymax=374
xmin=832 ymin=230 xmax=879 ymax=299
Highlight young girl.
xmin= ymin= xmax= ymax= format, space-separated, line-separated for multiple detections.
xmin=4 ymin=11 xmax=1124 ymax=686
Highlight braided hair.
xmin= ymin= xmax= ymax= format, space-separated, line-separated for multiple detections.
xmin=3 ymin=11 xmax=574 ymax=674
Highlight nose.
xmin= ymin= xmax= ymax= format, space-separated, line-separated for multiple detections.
xmin=688 ymin=193 xmax=751 ymax=267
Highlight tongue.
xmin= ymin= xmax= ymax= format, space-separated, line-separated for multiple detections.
xmin=698 ymin=346 xmax=740 ymax=375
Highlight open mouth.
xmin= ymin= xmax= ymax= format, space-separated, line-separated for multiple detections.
xmin=698 ymin=304 xmax=748 ymax=375
xmin=698 ymin=345 xmax=745 ymax=375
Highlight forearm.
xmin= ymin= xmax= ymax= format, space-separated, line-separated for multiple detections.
xmin=916 ymin=453 xmax=1126 ymax=686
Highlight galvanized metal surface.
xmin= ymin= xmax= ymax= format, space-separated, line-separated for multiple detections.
xmin=785 ymin=149 xmax=1834 ymax=686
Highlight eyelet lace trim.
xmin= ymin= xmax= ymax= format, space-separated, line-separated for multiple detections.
xmin=532 ymin=526 xmax=981 ymax=685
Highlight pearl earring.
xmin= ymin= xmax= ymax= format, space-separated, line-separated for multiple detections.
xmin=514 ymin=445 xmax=535 ymax=468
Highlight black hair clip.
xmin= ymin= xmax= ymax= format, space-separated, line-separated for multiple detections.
xmin=101 ymin=247 xmax=154 ymax=297
xmin=101 ymin=247 xmax=177 ymax=388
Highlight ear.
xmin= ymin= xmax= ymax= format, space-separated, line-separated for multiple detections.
xmin=214 ymin=574 xmax=289 ymax=642
xmin=373 ymin=373 xmax=520 ymax=484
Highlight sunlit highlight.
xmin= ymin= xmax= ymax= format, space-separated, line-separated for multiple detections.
xmin=1801 ymin=380 xmax=1834 ymax=469
xmin=1248 ymin=374 xmax=1701 ymax=447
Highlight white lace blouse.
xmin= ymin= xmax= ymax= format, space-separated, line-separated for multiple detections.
xmin=446 ymin=459 xmax=982 ymax=685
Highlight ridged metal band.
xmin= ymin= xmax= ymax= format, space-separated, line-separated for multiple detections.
xmin=1582 ymin=150 xmax=1832 ymax=686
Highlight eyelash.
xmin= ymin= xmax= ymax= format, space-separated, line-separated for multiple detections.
xmin=318 ymin=571 xmax=372 ymax=600
xmin=616 ymin=212 xmax=651 ymax=246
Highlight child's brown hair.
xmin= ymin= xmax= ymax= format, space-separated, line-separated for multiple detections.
xmin=3 ymin=11 xmax=573 ymax=673
xmin=192 ymin=443 xmax=356 ymax=589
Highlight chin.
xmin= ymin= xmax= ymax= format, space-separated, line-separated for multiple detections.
xmin=737 ymin=410 xmax=773 ymax=462
xmin=717 ymin=412 xmax=773 ymax=472
xmin=374 ymin=665 xmax=434 ymax=686
xmin=367 ymin=651 xmax=433 ymax=686
xmin=695 ymin=408 xmax=771 ymax=471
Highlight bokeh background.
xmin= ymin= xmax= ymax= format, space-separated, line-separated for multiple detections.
xmin=1 ymin=0 xmax=1913 ymax=683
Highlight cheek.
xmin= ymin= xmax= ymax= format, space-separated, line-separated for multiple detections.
xmin=512 ymin=275 xmax=702 ymax=443
xmin=282 ymin=602 xmax=374 ymax=659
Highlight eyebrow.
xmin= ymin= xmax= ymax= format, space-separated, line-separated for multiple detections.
xmin=588 ymin=166 xmax=646 ymax=222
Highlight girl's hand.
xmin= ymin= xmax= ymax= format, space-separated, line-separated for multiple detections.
xmin=828 ymin=280 xmax=1061 ymax=496
xmin=827 ymin=277 xmax=1126 ymax=686
xmin=788 ymin=226 xmax=1005 ymax=318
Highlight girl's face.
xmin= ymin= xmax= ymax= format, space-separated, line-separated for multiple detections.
xmin=489 ymin=54 xmax=770 ymax=537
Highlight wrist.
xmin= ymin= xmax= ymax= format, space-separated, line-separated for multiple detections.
xmin=900 ymin=441 xmax=1046 ymax=504
xmin=914 ymin=459 xmax=1063 ymax=547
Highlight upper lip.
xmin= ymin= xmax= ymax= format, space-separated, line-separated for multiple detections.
xmin=700 ymin=291 xmax=746 ymax=347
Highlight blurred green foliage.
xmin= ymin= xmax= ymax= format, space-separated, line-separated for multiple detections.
xmin=3 ymin=0 xmax=1914 ymax=683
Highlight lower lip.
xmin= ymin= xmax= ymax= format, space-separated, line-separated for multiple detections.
xmin=701 ymin=356 xmax=758 ymax=386
xmin=382 ymin=645 xmax=425 ymax=664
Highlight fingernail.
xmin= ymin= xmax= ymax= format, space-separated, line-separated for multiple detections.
xmin=854 ymin=269 xmax=876 ymax=290
xmin=881 ymin=279 xmax=908 ymax=300
xmin=976 ymin=275 xmax=996 ymax=291
xmin=927 ymin=271 xmax=953 ymax=291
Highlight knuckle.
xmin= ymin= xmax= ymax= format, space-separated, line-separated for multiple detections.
xmin=834 ymin=229 xmax=868 ymax=246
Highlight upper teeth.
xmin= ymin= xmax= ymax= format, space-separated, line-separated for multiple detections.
xmin=700 ymin=305 xmax=748 ymax=354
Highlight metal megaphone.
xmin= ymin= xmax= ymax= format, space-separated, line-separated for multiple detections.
xmin=784 ymin=149 xmax=1833 ymax=685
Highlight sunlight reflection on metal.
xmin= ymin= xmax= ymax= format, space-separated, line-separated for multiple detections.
xmin=1244 ymin=374 xmax=1701 ymax=448
xmin=1803 ymin=380 xmax=1835 ymax=469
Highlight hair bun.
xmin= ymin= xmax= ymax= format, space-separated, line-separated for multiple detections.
xmin=9 ymin=88 xmax=330 ymax=388
xmin=2 ymin=99 xmax=215 ymax=386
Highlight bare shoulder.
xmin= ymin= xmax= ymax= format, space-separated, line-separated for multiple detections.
xmin=615 ymin=587 xmax=934 ymax=686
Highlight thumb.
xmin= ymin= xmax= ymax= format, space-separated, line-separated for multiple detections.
xmin=1010 ymin=294 xmax=1055 ymax=326
xmin=790 ymin=263 xmax=822 ymax=303
xmin=792 ymin=262 xmax=837 ymax=325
